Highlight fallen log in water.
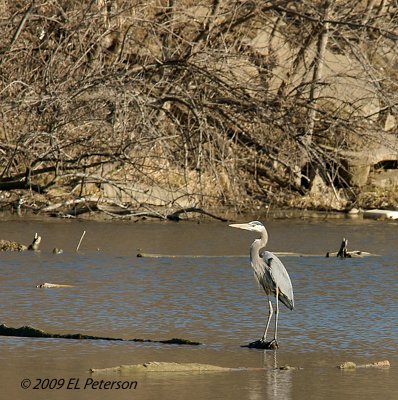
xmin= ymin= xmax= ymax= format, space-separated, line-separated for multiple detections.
xmin=137 ymin=252 xmax=321 ymax=258
xmin=0 ymin=324 xmax=201 ymax=345
xmin=326 ymin=250 xmax=374 ymax=258
xmin=90 ymin=361 xmax=233 ymax=374
xmin=326 ymin=237 xmax=375 ymax=258
xmin=43 ymin=197 xmax=228 ymax=222
xmin=137 ymin=253 xmax=246 ymax=258
xmin=90 ymin=359 xmax=390 ymax=374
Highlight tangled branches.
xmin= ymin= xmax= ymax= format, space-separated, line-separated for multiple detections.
xmin=0 ymin=1 xmax=397 ymax=214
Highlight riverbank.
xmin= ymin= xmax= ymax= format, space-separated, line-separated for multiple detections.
xmin=2 ymin=185 xmax=396 ymax=224
xmin=1 ymin=2 xmax=397 ymax=231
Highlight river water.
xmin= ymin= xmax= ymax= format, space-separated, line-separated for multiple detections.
xmin=0 ymin=215 xmax=397 ymax=399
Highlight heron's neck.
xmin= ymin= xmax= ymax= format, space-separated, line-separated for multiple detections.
xmin=250 ymin=229 xmax=268 ymax=263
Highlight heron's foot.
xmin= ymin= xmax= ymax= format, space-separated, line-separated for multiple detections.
xmin=267 ymin=339 xmax=278 ymax=349
xmin=246 ymin=338 xmax=279 ymax=350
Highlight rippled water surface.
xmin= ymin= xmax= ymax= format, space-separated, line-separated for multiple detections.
xmin=0 ymin=216 xmax=397 ymax=399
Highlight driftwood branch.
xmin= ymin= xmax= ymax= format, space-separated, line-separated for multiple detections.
xmin=40 ymin=195 xmax=228 ymax=222
xmin=76 ymin=231 xmax=86 ymax=252
xmin=336 ymin=237 xmax=348 ymax=258
xmin=326 ymin=238 xmax=372 ymax=258
xmin=166 ymin=207 xmax=227 ymax=222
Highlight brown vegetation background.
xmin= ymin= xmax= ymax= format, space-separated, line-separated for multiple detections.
xmin=0 ymin=1 xmax=397 ymax=217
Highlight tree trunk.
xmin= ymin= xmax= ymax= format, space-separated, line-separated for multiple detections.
xmin=305 ymin=0 xmax=334 ymax=145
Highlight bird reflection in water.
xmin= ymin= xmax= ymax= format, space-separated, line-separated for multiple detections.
xmin=247 ymin=351 xmax=293 ymax=400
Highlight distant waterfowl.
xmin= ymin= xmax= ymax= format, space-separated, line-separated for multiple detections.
xmin=0 ymin=233 xmax=41 ymax=252
xmin=27 ymin=233 xmax=41 ymax=251
xmin=52 ymin=247 xmax=64 ymax=254
xmin=229 ymin=221 xmax=294 ymax=349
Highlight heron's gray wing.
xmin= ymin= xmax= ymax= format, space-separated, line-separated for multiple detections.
xmin=262 ymin=251 xmax=294 ymax=310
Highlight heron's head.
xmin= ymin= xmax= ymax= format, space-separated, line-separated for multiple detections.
xmin=229 ymin=221 xmax=265 ymax=233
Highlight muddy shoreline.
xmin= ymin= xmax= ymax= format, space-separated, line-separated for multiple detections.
xmin=0 ymin=202 xmax=356 ymax=223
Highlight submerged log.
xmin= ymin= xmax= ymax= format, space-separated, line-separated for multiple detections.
xmin=0 ymin=324 xmax=122 ymax=340
xmin=137 ymin=253 xmax=247 ymax=258
xmin=137 ymin=252 xmax=318 ymax=258
xmin=326 ymin=237 xmax=372 ymax=258
xmin=326 ymin=250 xmax=373 ymax=258
xmin=90 ymin=361 xmax=232 ymax=374
xmin=0 ymin=324 xmax=201 ymax=345
xmin=90 ymin=362 xmax=301 ymax=374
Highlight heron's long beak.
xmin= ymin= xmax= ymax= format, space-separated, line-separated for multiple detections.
xmin=229 ymin=223 xmax=253 ymax=231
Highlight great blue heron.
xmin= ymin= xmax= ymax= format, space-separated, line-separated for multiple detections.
xmin=229 ymin=221 xmax=294 ymax=348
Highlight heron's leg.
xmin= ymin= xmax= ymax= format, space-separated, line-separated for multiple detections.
xmin=274 ymin=287 xmax=279 ymax=342
xmin=261 ymin=298 xmax=273 ymax=342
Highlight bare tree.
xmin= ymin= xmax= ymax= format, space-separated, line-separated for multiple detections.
xmin=0 ymin=0 xmax=397 ymax=215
